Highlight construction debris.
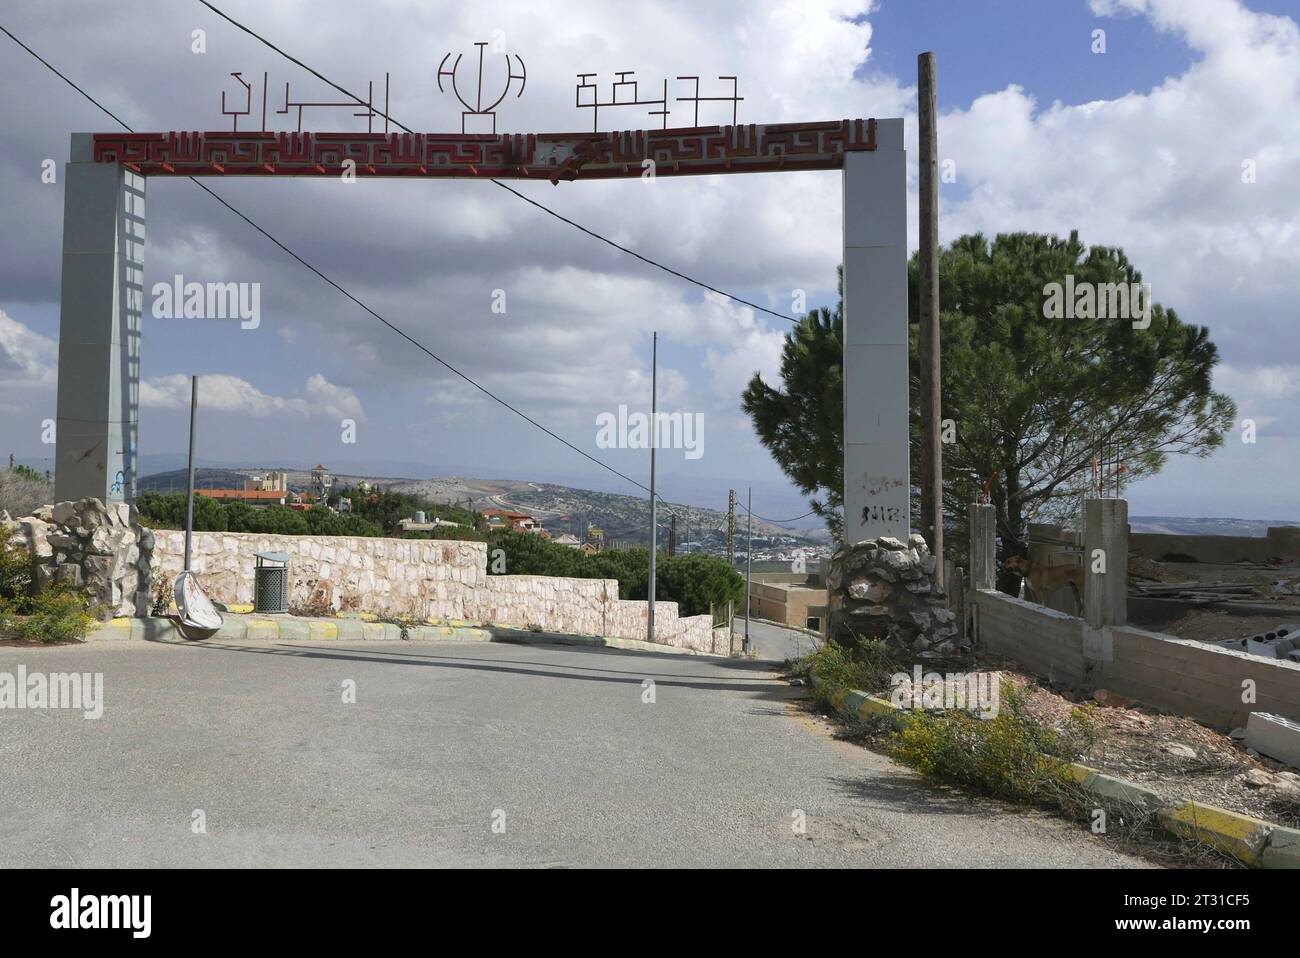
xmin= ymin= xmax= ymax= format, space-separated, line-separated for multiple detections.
xmin=1134 ymin=581 xmax=1259 ymax=602
xmin=1214 ymin=624 xmax=1300 ymax=661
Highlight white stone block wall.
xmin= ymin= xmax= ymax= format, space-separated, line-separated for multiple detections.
xmin=148 ymin=530 xmax=723 ymax=653
xmin=469 ymin=575 xmax=613 ymax=636
xmin=151 ymin=530 xmax=488 ymax=620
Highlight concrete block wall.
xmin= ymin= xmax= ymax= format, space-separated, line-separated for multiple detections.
xmin=1104 ymin=626 xmax=1300 ymax=729
xmin=971 ymin=589 xmax=1300 ymax=728
xmin=968 ymin=498 xmax=1300 ymax=729
xmin=971 ymin=590 xmax=1089 ymax=684
xmin=1130 ymin=527 xmax=1300 ymax=564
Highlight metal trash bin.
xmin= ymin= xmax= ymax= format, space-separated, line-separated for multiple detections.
xmin=253 ymin=551 xmax=290 ymax=613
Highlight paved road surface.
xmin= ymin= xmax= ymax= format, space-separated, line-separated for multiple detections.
xmin=735 ymin=616 xmax=823 ymax=662
xmin=0 ymin=638 xmax=1146 ymax=867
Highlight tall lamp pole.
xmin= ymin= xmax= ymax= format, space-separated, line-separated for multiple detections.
xmin=183 ymin=375 xmax=198 ymax=572
xmin=647 ymin=332 xmax=658 ymax=645
xmin=744 ymin=486 xmax=753 ymax=654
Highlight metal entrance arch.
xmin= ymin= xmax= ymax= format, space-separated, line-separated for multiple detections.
xmin=54 ymin=117 xmax=908 ymax=541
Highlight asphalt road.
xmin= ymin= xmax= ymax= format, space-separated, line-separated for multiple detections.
xmin=735 ymin=615 xmax=824 ymax=662
xmin=0 ymin=637 xmax=1146 ymax=868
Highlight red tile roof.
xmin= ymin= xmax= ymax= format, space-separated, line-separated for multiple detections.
xmin=196 ymin=489 xmax=286 ymax=501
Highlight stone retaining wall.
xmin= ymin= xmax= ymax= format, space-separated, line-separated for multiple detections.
xmin=3 ymin=499 xmax=151 ymax=617
xmin=149 ymin=529 xmax=723 ymax=653
xmin=151 ymin=529 xmax=487 ymax=620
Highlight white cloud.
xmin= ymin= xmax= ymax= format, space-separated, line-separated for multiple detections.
xmin=1 ymin=0 xmax=1297 ymax=513
xmin=140 ymin=373 xmax=364 ymax=421
xmin=1216 ymin=363 xmax=1300 ymax=402
xmin=0 ymin=310 xmax=55 ymax=388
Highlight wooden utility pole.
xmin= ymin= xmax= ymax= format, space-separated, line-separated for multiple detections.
xmin=918 ymin=51 xmax=944 ymax=588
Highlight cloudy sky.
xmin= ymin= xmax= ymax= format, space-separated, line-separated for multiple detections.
xmin=1 ymin=0 xmax=1297 ymax=522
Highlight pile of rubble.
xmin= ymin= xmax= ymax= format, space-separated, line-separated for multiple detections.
xmin=2 ymin=498 xmax=153 ymax=618
xmin=826 ymin=533 xmax=963 ymax=656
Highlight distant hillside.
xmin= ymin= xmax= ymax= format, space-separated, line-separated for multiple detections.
xmin=1130 ymin=516 xmax=1300 ymax=537
xmin=136 ymin=468 xmax=831 ymax=557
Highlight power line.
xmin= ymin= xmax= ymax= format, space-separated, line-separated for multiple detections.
xmin=195 ymin=0 xmax=800 ymax=326
xmin=0 ymin=19 xmax=652 ymax=497
xmin=737 ymin=502 xmax=818 ymax=524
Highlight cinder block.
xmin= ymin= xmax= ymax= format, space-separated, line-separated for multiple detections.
xmin=1245 ymin=712 xmax=1300 ymax=770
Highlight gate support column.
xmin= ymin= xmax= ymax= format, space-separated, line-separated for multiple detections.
xmin=54 ymin=134 xmax=144 ymax=504
xmin=842 ymin=119 xmax=908 ymax=543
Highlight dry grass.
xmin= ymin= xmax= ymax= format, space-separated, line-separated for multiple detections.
xmin=0 ymin=469 xmax=52 ymax=519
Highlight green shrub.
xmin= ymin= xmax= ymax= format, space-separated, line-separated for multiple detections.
xmin=888 ymin=682 xmax=1102 ymax=804
xmin=654 ymin=552 xmax=743 ymax=616
xmin=136 ymin=492 xmax=385 ymax=537
xmin=484 ymin=530 xmax=740 ymax=616
xmin=404 ymin=525 xmax=489 ymax=542
xmin=0 ymin=526 xmax=35 ymax=608
xmin=136 ymin=491 xmax=229 ymax=530
xmin=792 ymin=639 xmax=902 ymax=709
xmin=0 ymin=587 xmax=95 ymax=644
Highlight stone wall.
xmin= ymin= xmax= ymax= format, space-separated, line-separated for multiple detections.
xmin=151 ymin=529 xmax=486 ymax=620
xmin=826 ymin=533 xmax=961 ymax=656
xmin=4 ymin=499 xmax=152 ymax=617
xmin=471 ymin=574 xmax=611 ymax=635
xmin=148 ymin=529 xmax=723 ymax=654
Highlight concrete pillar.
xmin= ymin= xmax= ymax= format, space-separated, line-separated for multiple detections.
xmin=842 ymin=119 xmax=908 ymax=543
xmin=54 ymin=134 xmax=144 ymax=504
xmin=969 ymin=502 xmax=997 ymax=591
xmin=1084 ymin=498 xmax=1128 ymax=627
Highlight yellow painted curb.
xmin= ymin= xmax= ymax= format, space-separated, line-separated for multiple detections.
xmin=98 ymin=618 xmax=136 ymax=640
xmin=1066 ymin=762 xmax=1098 ymax=784
xmin=225 ymin=603 xmax=253 ymax=614
xmin=308 ymin=621 xmax=339 ymax=641
xmin=856 ymin=694 xmax=902 ymax=720
xmin=1158 ymin=801 xmax=1273 ymax=866
xmin=803 ymin=666 xmax=1287 ymax=868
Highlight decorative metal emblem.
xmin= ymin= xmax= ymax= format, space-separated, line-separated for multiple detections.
xmin=220 ymin=70 xmax=390 ymax=133
xmin=575 ymin=71 xmax=669 ymax=132
xmin=675 ymin=75 xmax=743 ymax=126
xmin=438 ymin=42 xmax=527 ymax=134
xmin=575 ymin=71 xmax=743 ymax=131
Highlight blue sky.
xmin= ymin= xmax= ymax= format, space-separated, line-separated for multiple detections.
xmin=2 ymin=0 xmax=1298 ymax=524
